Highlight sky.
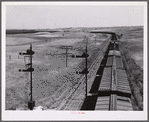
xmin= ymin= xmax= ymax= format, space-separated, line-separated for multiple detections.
xmin=6 ymin=4 xmax=144 ymax=29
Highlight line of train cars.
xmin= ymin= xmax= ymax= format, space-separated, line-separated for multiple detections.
xmin=95 ymin=35 xmax=133 ymax=111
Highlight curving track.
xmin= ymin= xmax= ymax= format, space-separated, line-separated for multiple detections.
xmin=8 ymin=32 xmax=133 ymax=111
xmin=60 ymin=33 xmax=133 ymax=111
xmin=56 ymin=36 xmax=111 ymax=110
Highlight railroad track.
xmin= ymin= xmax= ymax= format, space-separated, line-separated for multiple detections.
xmin=7 ymin=33 xmax=110 ymax=110
xmin=8 ymin=33 xmax=132 ymax=111
xmin=56 ymin=36 xmax=111 ymax=110
xmin=60 ymin=34 xmax=133 ymax=111
xmin=33 ymin=35 xmax=111 ymax=109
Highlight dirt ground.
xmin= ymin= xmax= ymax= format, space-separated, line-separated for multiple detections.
xmin=6 ymin=26 xmax=143 ymax=110
xmin=6 ymin=28 xmax=110 ymax=110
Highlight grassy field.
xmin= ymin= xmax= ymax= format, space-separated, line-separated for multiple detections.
xmin=6 ymin=28 xmax=110 ymax=110
xmin=116 ymin=26 xmax=143 ymax=110
xmin=6 ymin=26 xmax=143 ymax=110
xmin=112 ymin=26 xmax=143 ymax=69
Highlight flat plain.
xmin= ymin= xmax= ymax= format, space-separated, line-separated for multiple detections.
xmin=6 ymin=26 xmax=143 ymax=110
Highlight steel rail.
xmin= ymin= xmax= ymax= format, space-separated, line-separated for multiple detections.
xmin=57 ymin=37 xmax=111 ymax=110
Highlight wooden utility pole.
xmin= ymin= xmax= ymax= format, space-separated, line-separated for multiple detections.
xmin=85 ymin=37 xmax=88 ymax=97
xmin=46 ymin=45 xmax=73 ymax=67
xmin=72 ymin=37 xmax=89 ymax=97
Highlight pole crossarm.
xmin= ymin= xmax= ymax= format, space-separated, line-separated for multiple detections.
xmin=72 ymin=52 xmax=89 ymax=58
xmin=46 ymin=53 xmax=72 ymax=55
xmin=46 ymin=45 xmax=73 ymax=67
xmin=59 ymin=45 xmax=73 ymax=49
xmin=76 ymin=68 xmax=89 ymax=74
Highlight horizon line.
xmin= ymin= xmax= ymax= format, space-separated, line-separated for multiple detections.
xmin=6 ymin=25 xmax=144 ymax=30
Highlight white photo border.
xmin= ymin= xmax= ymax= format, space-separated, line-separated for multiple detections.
xmin=2 ymin=1 xmax=148 ymax=121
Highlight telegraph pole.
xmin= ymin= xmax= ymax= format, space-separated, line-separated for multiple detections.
xmin=72 ymin=36 xmax=89 ymax=97
xmin=85 ymin=37 xmax=88 ymax=97
xmin=95 ymin=36 xmax=96 ymax=45
xmin=66 ymin=46 xmax=68 ymax=67
xmin=19 ymin=43 xmax=35 ymax=110
xmin=59 ymin=46 xmax=73 ymax=67
xmin=47 ymin=46 xmax=73 ymax=67
xmin=30 ymin=44 xmax=33 ymax=102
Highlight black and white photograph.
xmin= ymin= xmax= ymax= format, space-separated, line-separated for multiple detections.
xmin=2 ymin=1 xmax=147 ymax=121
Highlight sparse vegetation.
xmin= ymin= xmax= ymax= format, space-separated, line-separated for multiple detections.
xmin=6 ymin=28 xmax=110 ymax=110
xmin=120 ymin=41 xmax=143 ymax=110
xmin=6 ymin=26 xmax=144 ymax=110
